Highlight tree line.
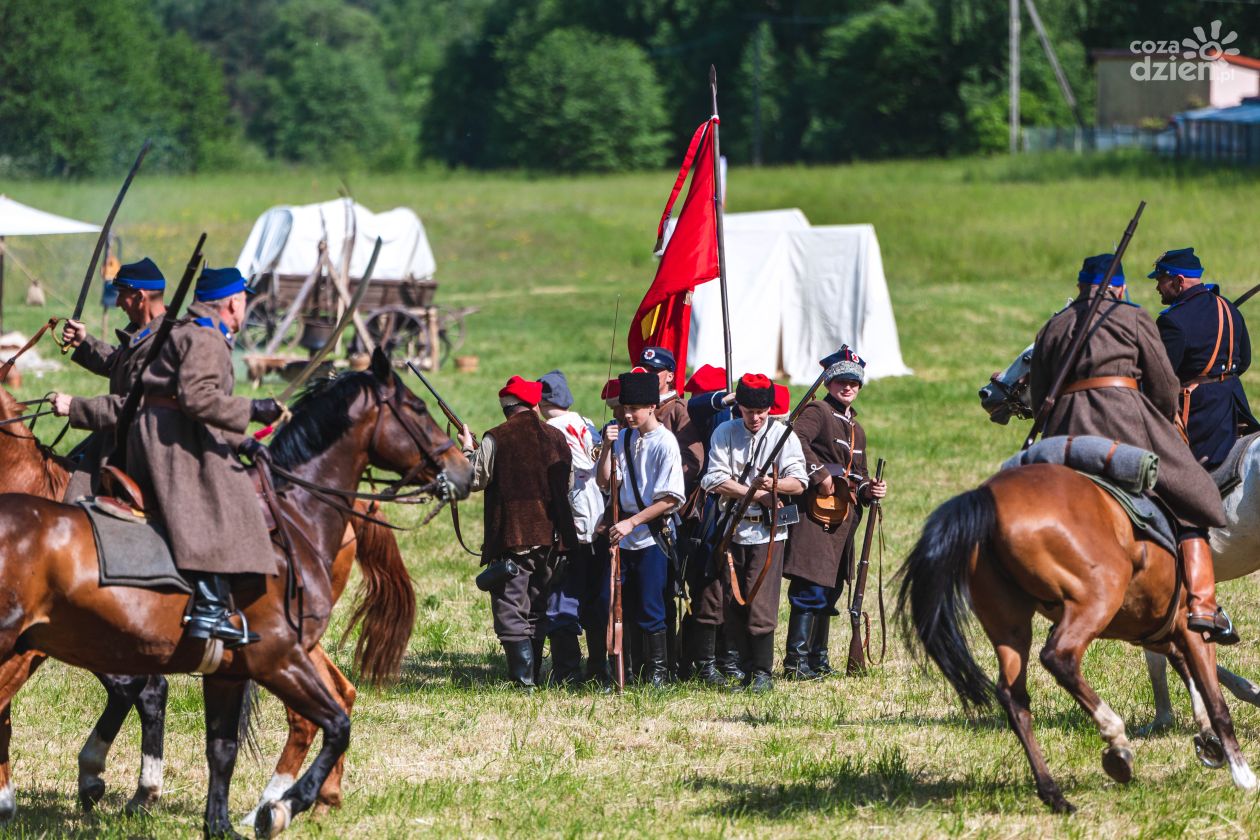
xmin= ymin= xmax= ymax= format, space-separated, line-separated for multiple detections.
xmin=0 ymin=0 xmax=1251 ymax=176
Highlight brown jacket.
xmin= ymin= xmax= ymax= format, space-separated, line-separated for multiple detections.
xmin=785 ymin=396 xmax=872 ymax=588
xmin=481 ymin=411 xmax=576 ymax=562
xmin=125 ymin=302 xmax=276 ymax=575
xmin=1030 ymin=290 xmax=1225 ymax=528
xmin=656 ymin=394 xmax=703 ymax=493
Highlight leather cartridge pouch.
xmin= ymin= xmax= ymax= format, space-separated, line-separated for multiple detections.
xmin=806 ymin=464 xmax=854 ymax=529
xmin=476 ymin=558 xmax=521 ymax=592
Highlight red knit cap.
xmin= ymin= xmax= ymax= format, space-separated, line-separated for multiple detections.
xmin=499 ymin=375 xmax=543 ymax=407
xmin=600 ymin=378 xmax=620 ymax=400
xmin=770 ymin=384 xmax=790 ymax=416
xmin=683 ymin=363 xmax=727 ymax=395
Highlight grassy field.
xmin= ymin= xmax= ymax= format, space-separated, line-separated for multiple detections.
xmin=5 ymin=152 xmax=1260 ymax=837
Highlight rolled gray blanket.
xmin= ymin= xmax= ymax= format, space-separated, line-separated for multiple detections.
xmin=1001 ymin=435 xmax=1159 ymax=494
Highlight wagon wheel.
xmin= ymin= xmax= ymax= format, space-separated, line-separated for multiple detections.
xmin=360 ymin=306 xmax=428 ymax=365
xmin=240 ymin=294 xmax=300 ymax=353
xmin=438 ymin=306 xmax=477 ymax=367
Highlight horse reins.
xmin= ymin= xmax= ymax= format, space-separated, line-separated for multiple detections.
xmin=0 ymin=317 xmax=61 ymax=383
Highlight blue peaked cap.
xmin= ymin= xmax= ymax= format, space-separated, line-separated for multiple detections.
xmin=1148 ymin=247 xmax=1204 ymax=279
xmin=194 ymin=266 xmax=251 ymax=302
xmin=111 ymin=257 xmax=165 ymax=292
xmin=1078 ymin=253 xmax=1125 ymax=287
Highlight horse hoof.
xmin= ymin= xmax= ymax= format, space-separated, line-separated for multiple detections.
xmin=1049 ymin=796 xmax=1076 ymax=815
xmin=124 ymin=790 xmax=159 ymax=816
xmin=0 ymin=783 xmax=16 ymax=822
xmin=77 ymin=776 xmax=105 ymax=811
xmin=1102 ymin=746 xmax=1134 ymax=784
xmin=1195 ymin=732 xmax=1226 ymax=769
xmin=1135 ymin=717 xmax=1175 ymax=738
xmin=254 ymin=799 xmax=292 ymax=839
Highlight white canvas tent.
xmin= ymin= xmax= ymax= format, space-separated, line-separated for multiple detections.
xmin=679 ymin=208 xmax=912 ymax=385
xmin=235 ymin=198 xmax=436 ymax=282
xmin=0 ymin=195 xmax=100 ymax=335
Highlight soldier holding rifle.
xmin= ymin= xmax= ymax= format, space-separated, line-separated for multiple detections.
xmin=784 ymin=347 xmax=887 ymax=680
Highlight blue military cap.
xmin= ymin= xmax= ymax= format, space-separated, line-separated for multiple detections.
xmin=537 ymin=369 xmax=575 ymax=409
xmin=1148 ymin=247 xmax=1204 ymax=279
xmin=111 ymin=257 xmax=166 ymax=292
xmin=820 ymin=344 xmax=865 ymax=384
xmin=1078 ymin=253 xmax=1125 ymax=287
xmin=194 ymin=266 xmax=251 ymax=302
xmin=638 ymin=346 xmax=676 ymax=372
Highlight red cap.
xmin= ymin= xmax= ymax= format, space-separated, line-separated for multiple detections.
xmin=683 ymin=363 xmax=727 ymax=394
xmin=740 ymin=372 xmax=773 ymax=390
xmin=499 ymin=375 xmax=543 ymax=406
xmin=770 ymin=384 xmax=790 ymax=416
xmin=600 ymin=378 xmax=620 ymax=400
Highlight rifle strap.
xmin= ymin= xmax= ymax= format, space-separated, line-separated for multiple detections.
xmin=0 ymin=317 xmax=60 ymax=383
xmin=449 ymin=501 xmax=482 ymax=557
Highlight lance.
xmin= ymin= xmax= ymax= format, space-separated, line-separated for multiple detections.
xmin=64 ymin=139 xmax=152 ymax=352
xmin=710 ymin=66 xmax=733 ymax=392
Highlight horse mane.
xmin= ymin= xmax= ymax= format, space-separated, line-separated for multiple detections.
xmin=270 ymin=371 xmax=378 ymax=469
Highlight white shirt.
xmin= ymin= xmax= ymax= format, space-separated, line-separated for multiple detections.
xmin=613 ymin=424 xmax=684 ymax=551
xmin=702 ymin=418 xmax=807 ymax=545
xmin=546 ymin=411 xmax=603 ymax=544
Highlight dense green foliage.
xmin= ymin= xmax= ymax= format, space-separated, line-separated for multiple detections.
xmin=1 ymin=0 xmax=1257 ymax=174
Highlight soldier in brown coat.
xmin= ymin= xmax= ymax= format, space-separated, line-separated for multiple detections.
xmin=1029 ymin=253 xmax=1237 ymax=644
xmin=784 ymin=348 xmax=887 ymax=679
xmin=49 ymin=258 xmax=168 ymax=501
xmin=125 ymin=267 xmax=285 ymax=648
xmin=458 ymin=376 xmax=576 ymax=688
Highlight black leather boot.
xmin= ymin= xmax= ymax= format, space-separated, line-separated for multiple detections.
xmin=584 ymin=626 xmax=610 ymax=686
xmin=746 ymin=632 xmax=775 ymax=693
xmin=548 ymin=633 xmax=583 ymax=687
xmin=531 ymin=635 xmax=546 ymax=684
xmin=185 ymin=574 xmax=259 ymax=649
xmin=783 ymin=610 xmax=820 ymax=680
xmin=503 ymin=640 xmax=536 ymax=689
xmin=716 ymin=626 xmax=746 ymax=683
xmin=676 ymin=617 xmax=695 ymax=682
xmin=644 ymin=630 xmax=669 ymax=688
xmin=687 ymin=623 xmax=726 ymax=686
xmin=811 ymin=613 xmax=835 ymax=677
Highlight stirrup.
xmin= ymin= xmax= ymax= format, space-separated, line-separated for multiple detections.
xmin=1188 ymin=608 xmax=1241 ymax=646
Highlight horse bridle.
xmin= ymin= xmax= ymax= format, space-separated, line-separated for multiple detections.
xmin=987 ymin=370 xmax=1033 ymax=419
xmin=365 ymin=377 xmax=458 ymax=503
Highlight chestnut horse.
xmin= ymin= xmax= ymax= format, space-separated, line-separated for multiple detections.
xmin=898 ymin=464 xmax=1256 ymax=813
xmin=0 ymin=351 xmax=470 ymax=836
xmin=0 ymin=386 xmax=416 ymax=821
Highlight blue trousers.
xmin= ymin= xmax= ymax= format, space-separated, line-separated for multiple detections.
xmin=787 ymin=577 xmax=842 ymax=616
xmin=619 ymin=544 xmax=668 ymax=633
xmin=545 ymin=545 xmax=587 ymax=636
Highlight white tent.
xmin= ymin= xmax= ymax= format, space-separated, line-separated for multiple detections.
xmin=0 ymin=195 xmax=100 ymax=336
xmin=235 ymin=198 xmax=436 ymax=282
xmin=680 ymin=208 xmax=912 ymax=385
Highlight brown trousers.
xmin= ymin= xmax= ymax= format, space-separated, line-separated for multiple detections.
xmin=721 ymin=541 xmax=784 ymax=638
xmin=488 ymin=548 xmax=556 ymax=643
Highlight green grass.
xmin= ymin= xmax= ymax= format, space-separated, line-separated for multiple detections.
xmin=5 ymin=152 xmax=1260 ymax=837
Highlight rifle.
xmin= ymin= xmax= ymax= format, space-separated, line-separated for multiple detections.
xmin=607 ymin=454 xmax=625 ymax=692
xmin=64 ymin=139 xmax=152 ymax=352
xmin=1023 ymin=201 xmax=1146 ymax=450
xmin=845 ymin=458 xmax=886 ymax=675
xmin=110 ymin=233 xmax=206 ymax=461
xmin=406 ymin=360 xmax=464 ymax=430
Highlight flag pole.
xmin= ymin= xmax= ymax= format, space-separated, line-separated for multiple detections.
xmin=710 ymin=65 xmax=733 ymax=393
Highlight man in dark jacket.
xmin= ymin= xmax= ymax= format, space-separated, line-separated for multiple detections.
xmin=50 ymin=258 xmax=168 ymax=501
xmin=1151 ymin=247 xmax=1258 ymax=469
xmin=1030 ymin=254 xmax=1237 ymax=644
xmin=459 ymin=376 xmax=576 ymax=688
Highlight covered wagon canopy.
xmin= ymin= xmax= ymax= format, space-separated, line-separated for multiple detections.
xmin=679 ymin=208 xmax=912 ymax=385
xmin=235 ymin=198 xmax=436 ymax=283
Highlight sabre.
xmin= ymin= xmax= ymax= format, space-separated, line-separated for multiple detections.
xmin=64 ymin=139 xmax=152 ymax=352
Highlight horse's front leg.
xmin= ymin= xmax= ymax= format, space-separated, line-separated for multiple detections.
xmin=1137 ymin=650 xmax=1176 ymax=735
xmin=79 ymin=672 xmax=145 ymax=811
xmin=203 ymin=676 xmax=248 ymax=840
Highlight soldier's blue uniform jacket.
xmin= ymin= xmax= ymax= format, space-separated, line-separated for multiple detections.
xmin=1157 ymin=283 xmax=1258 ymax=468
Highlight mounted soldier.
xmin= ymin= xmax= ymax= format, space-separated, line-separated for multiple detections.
xmin=784 ymin=348 xmax=887 ymax=680
xmin=49 ymin=258 xmax=168 ymax=501
xmin=124 ymin=266 xmax=285 ymax=648
xmin=1028 ymin=254 xmax=1237 ymax=645
xmin=458 ymin=376 xmax=577 ymax=689
xmin=1150 ymin=247 xmax=1258 ymax=470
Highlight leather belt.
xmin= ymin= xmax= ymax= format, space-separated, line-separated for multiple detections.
xmin=1182 ymin=372 xmax=1237 ymax=388
xmin=142 ymin=395 xmax=181 ymax=411
xmin=1062 ymin=376 xmax=1138 ymax=395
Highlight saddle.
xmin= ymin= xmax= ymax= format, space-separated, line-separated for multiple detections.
xmin=1210 ymin=430 xmax=1260 ymax=496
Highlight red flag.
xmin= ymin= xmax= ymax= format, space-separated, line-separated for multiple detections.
xmin=628 ymin=119 xmax=720 ymax=377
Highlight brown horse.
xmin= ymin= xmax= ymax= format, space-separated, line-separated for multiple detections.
xmin=898 ymin=464 xmax=1257 ymax=812
xmin=0 ymin=386 xmax=415 ymax=820
xmin=0 ymin=350 xmax=470 ymax=836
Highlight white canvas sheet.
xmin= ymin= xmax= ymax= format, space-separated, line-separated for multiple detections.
xmin=0 ymin=195 xmax=99 ymax=236
xmin=235 ymin=198 xmax=436 ymax=282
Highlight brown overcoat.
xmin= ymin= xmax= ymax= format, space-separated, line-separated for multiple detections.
xmin=656 ymin=394 xmax=703 ymax=493
xmin=785 ymin=396 xmax=872 ymax=588
xmin=62 ymin=316 xmax=165 ymax=501
xmin=125 ymin=301 xmax=276 ymax=575
xmin=1029 ymin=289 xmax=1225 ymax=528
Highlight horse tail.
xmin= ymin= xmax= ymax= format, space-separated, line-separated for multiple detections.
xmin=238 ymin=680 xmax=262 ymax=760
xmin=896 ymin=486 xmax=996 ymax=709
xmin=340 ymin=510 xmax=415 ymax=685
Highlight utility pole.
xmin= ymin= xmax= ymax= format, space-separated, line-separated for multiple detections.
xmin=1009 ymin=0 xmax=1021 ymax=153
xmin=1023 ymin=0 xmax=1084 ymax=130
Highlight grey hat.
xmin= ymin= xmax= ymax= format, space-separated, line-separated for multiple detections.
xmin=537 ymin=369 xmax=575 ymax=409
